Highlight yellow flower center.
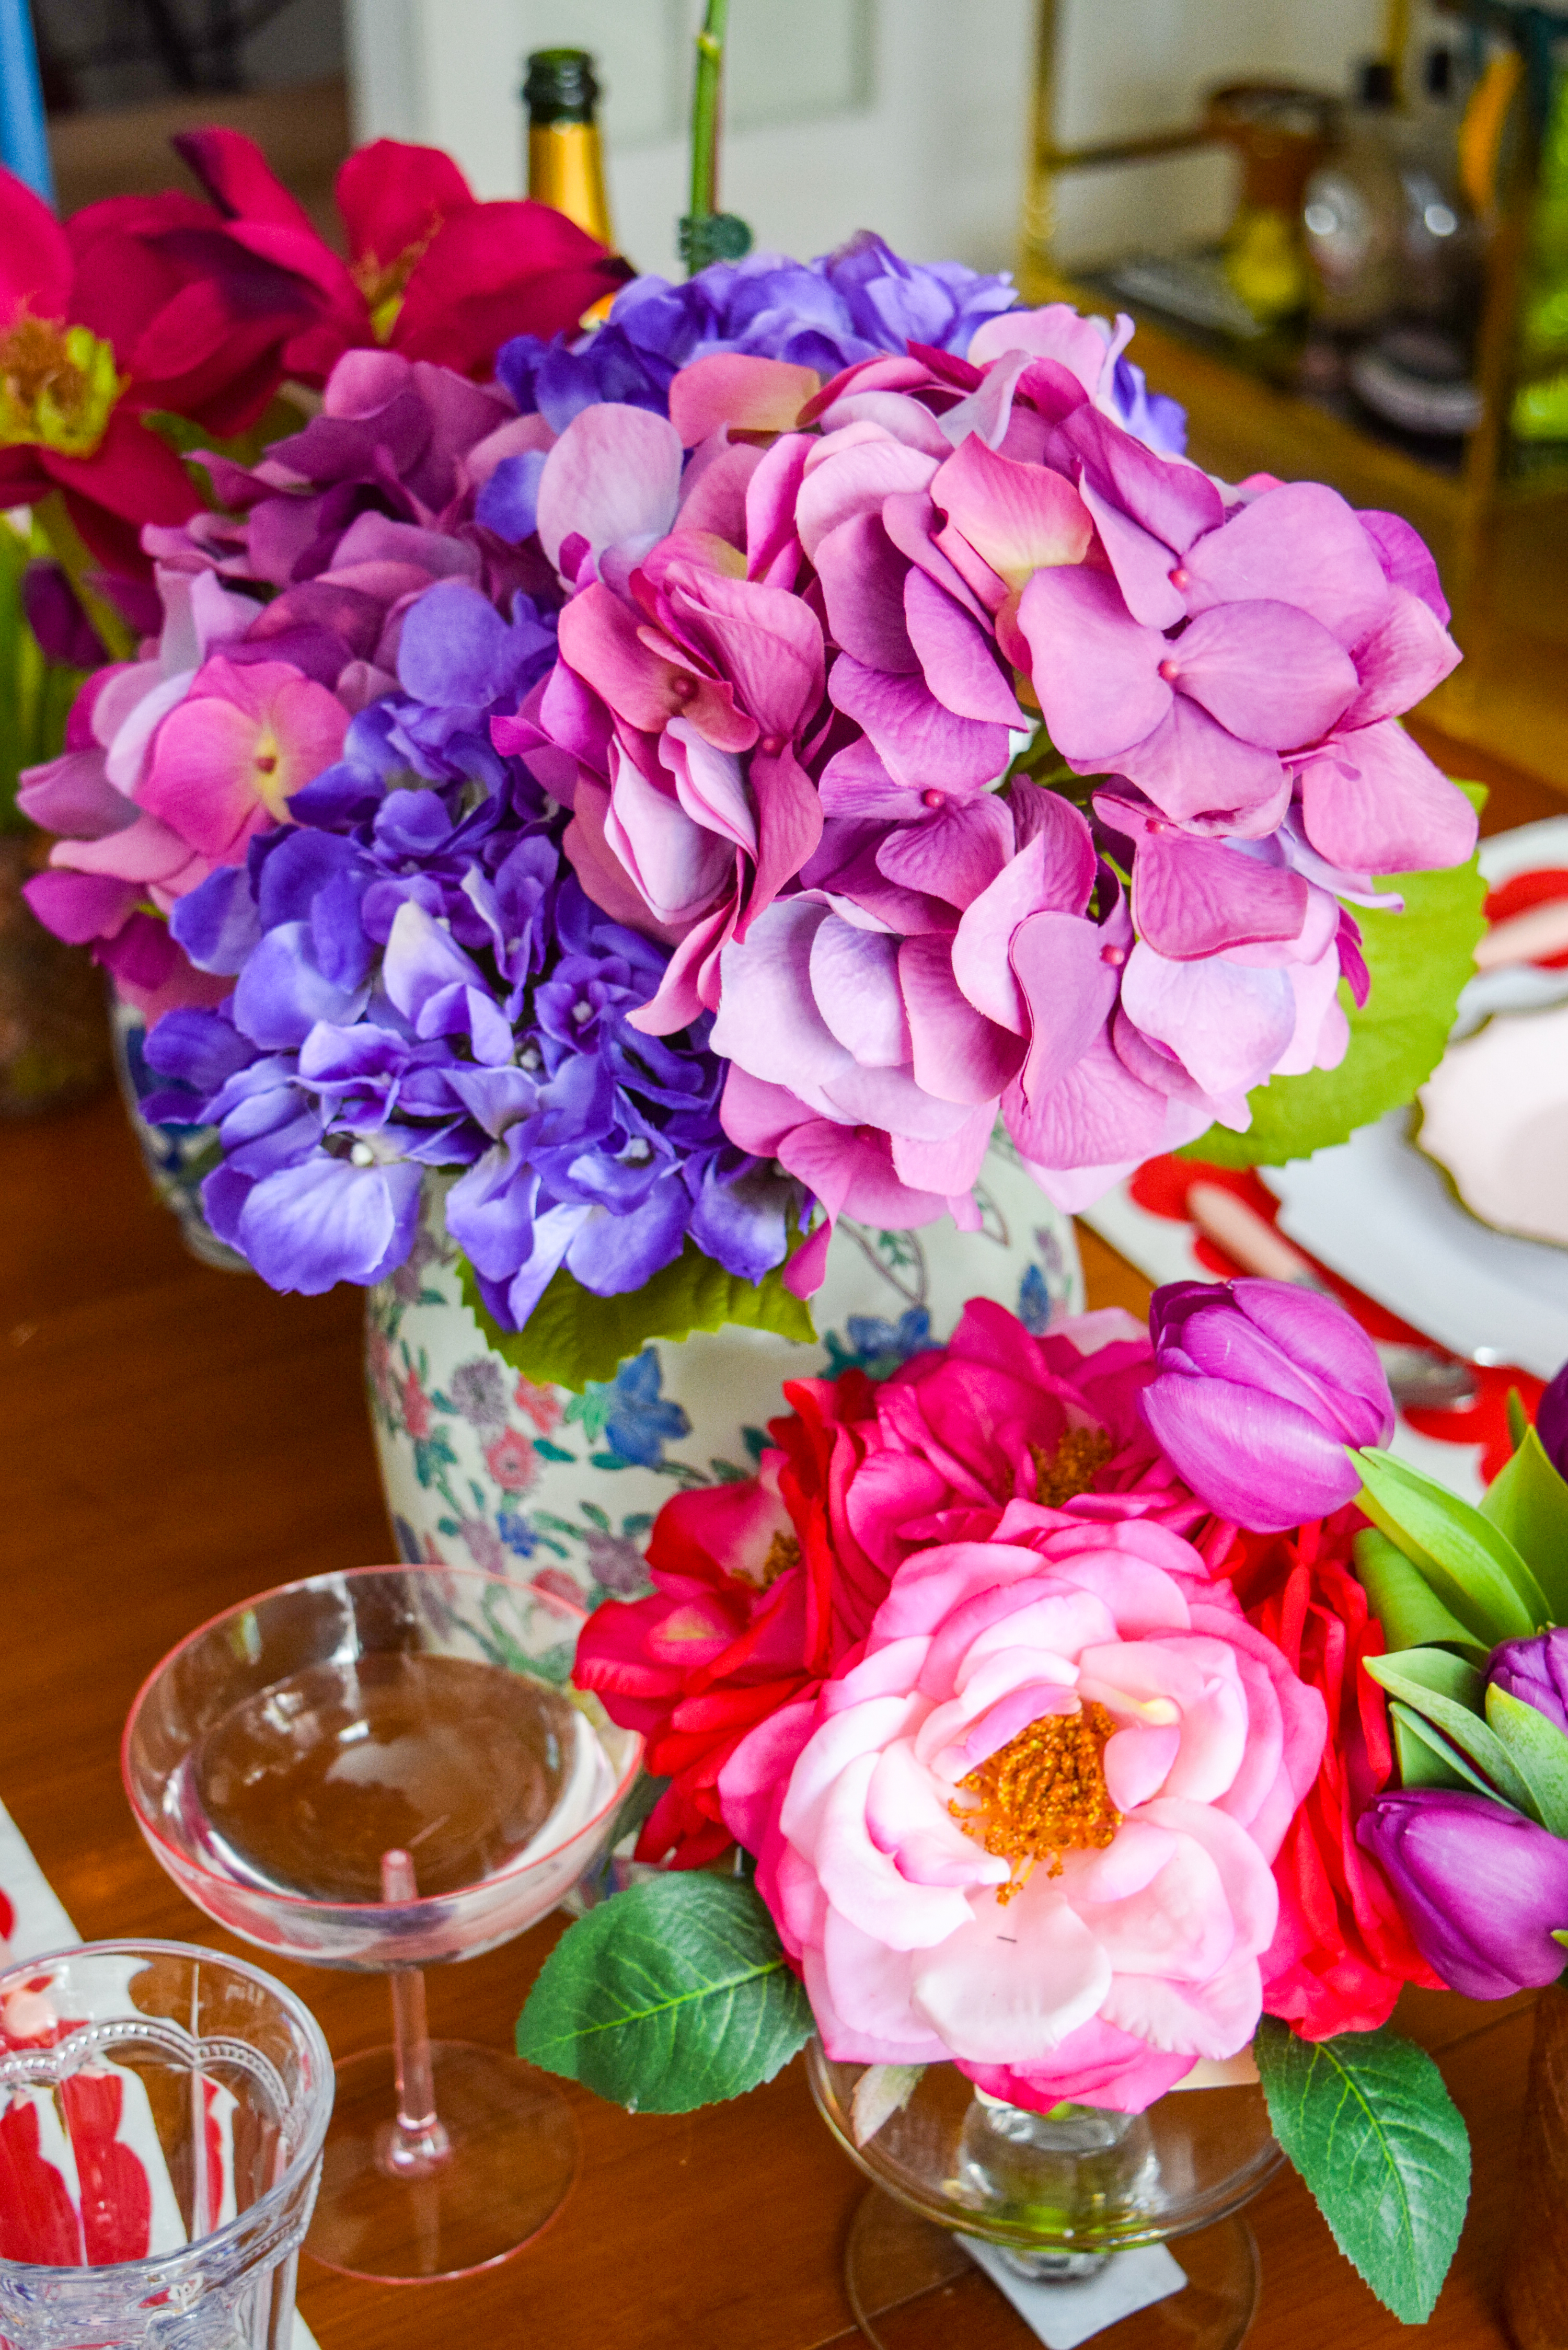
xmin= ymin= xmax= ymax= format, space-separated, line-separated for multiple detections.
xmin=351 ymin=227 xmax=440 ymax=345
xmin=1030 ymin=1425 xmax=1114 ymax=1508
xmin=734 ymin=1530 xmax=801 ymax=1591
xmin=951 ymin=1701 xmax=1122 ymax=1905
xmin=0 ymin=314 xmax=124 ymax=457
xmin=250 ymin=727 xmax=292 ymax=821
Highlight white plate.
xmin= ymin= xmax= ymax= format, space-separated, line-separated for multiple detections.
xmin=1416 ymin=998 xmax=1568 ymax=1251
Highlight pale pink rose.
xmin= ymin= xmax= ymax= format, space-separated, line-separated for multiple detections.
xmin=719 ymin=1514 xmax=1325 ymax=2110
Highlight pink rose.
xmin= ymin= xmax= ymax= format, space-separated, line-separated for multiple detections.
xmin=485 ymin=1428 xmax=538 ymax=1493
xmin=720 ymin=1512 xmax=1325 ymax=2111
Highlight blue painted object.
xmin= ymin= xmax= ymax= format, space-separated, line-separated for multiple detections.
xmin=0 ymin=0 xmax=52 ymax=204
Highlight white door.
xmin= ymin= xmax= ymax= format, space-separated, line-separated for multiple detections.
xmin=345 ymin=0 xmax=1039 ymax=278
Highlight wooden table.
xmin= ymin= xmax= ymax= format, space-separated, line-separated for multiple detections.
xmin=4 ymin=738 xmax=1560 ymax=2349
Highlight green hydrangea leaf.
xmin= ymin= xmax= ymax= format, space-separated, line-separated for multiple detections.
xmin=1180 ymin=808 xmax=1487 ymax=1168
xmin=516 ymin=1874 xmax=812 ymax=2112
xmin=456 ymin=1238 xmax=815 ymax=1393
xmin=1479 ymin=1428 xmax=1568 ymax=1621
xmin=1354 ymin=1449 xmax=1548 ymax=1644
xmin=1255 ymin=2017 xmax=1470 ymax=2324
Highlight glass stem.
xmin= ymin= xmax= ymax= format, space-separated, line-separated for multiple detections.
xmin=379 ymin=1848 xmax=451 ymax=2176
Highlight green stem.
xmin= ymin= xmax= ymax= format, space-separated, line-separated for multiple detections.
xmin=33 ymin=491 xmax=136 ymax=665
xmin=688 ymin=0 xmax=730 ymax=227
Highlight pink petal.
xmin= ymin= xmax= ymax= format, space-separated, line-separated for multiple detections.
xmin=23 ymin=868 xmax=139 ymax=943
xmin=745 ymin=431 xmax=813 ymax=584
xmin=658 ymin=561 xmax=824 ymax=737
xmin=1115 ymin=694 xmax=1288 ymax=827
xmin=1180 ymin=481 xmax=1391 ymax=651
xmin=951 ymin=801 xmax=1099 ymax=1031
xmin=1080 ymin=477 xmax=1187 ymax=628
xmin=815 ymin=514 xmax=918 ymax=672
xmin=930 ymin=435 xmax=1092 ymax=590
xmin=604 ymin=735 xmax=734 ymax=924
xmin=668 ymin=354 xmax=819 ymax=445
xmin=810 ymin=915 xmax=911 ymax=1068
xmin=1004 ymin=1026 xmax=1170 ymax=1171
xmin=796 ymin=432 xmax=938 ymax=561
xmin=877 ymin=794 xmax=1014 ymax=909
xmin=1121 ymin=943 xmax=1296 ymax=1098
xmin=1055 ymin=405 xmax=1223 ymax=554
xmin=891 ymin=1106 xmax=994 ymax=1198
xmin=1163 ymin=601 xmax=1357 ymax=750
xmin=1010 ymin=911 xmax=1123 ymax=1096
xmin=898 ymin=936 xmax=1025 ymax=1103
xmin=828 ymin=659 xmax=1011 ymax=791
xmin=1337 ymin=585 xmax=1461 ymax=730
xmin=1295 ymin=719 xmax=1479 ymax=873
xmin=967 ymin=302 xmax=1109 ymax=393
xmin=749 ymin=740 xmax=824 ymax=915
xmin=816 ymin=389 xmax=954 ymax=457
xmin=1017 ymin=567 xmax=1170 ymax=764
xmin=904 ymin=567 xmax=1024 ymax=724
xmin=910 ymin=1878 xmax=1112 ymax=2061
xmin=535 ymin=404 xmax=683 ymax=571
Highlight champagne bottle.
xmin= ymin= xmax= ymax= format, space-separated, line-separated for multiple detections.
xmin=523 ymin=47 xmax=613 ymax=247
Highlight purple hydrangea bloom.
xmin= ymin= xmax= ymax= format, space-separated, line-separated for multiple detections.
xmin=145 ymin=581 xmax=804 ymax=1322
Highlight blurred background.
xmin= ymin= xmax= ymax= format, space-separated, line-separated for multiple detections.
xmin=30 ymin=0 xmax=1568 ymax=796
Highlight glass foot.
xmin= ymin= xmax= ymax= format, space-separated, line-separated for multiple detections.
xmin=844 ymin=2191 xmax=1260 ymax=2350
xmin=305 ymin=2041 xmax=578 ymax=2283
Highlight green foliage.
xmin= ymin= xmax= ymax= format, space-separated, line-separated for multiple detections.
xmin=1388 ymin=1700 xmax=1497 ymax=1795
xmin=1479 ymin=1428 xmax=1568 ymax=1622
xmin=457 ymin=1238 xmax=815 ymax=1394
xmin=1353 ymin=1527 xmax=1486 ymax=1657
xmin=1255 ymin=2018 xmax=1470 ymax=2324
xmin=0 ymin=514 xmax=88 ymax=832
xmin=1181 ymin=820 xmax=1488 ymax=1168
xmin=1484 ymin=1685 xmax=1568 ymax=1835
xmin=1363 ymin=1649 xmax=1536 ymax=1815
xmin=516 ymin=1874 xmax=812 ymax=2112
xmin=1354 ymin=1449 xmax=1548 ymax=1646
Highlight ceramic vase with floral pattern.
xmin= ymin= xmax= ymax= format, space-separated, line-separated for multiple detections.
xmin=365 ymin=1138 xmax=1083 ymax=1609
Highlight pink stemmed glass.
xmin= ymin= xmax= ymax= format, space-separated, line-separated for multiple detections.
xmin=121 ymin=1565 xmax=641 ymax=2285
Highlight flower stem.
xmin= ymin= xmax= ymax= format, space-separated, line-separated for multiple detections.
xmin=688 ymin=0 xmax=729 ymax=226
xmin=32 ymin=491 xmax=135 ymax=665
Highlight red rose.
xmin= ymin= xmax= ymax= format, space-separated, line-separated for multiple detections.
xmin=1227 ymin=1508 xmax=1442 ymax=2037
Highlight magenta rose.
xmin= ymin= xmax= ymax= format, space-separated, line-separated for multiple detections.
xmin=719 ymin=1513 xmax=1325 ymax=2111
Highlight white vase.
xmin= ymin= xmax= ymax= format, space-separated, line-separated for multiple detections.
xmin=365 ymin=1138 xmax=1083 ymax=1608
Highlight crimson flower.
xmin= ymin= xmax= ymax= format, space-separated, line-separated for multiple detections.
xmin=174 ymin=131 xmax=632 ymax=387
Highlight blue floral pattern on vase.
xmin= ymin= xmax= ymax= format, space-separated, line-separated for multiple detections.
xmin=366 ymin=1144 xmax=1084 ymax=1611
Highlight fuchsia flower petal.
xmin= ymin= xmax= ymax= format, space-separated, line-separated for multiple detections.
xmin=1158 ymin=602 xmax=1357 ymax=751
xmin=1179 ymin=482 xmax=1391 ymax=651
xmin=1294 ymin=719 xmax=1478 ymax=874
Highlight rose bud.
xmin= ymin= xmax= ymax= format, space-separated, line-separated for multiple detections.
xmin=1357 ymin=1789 xmax=1568 ymax=2000
xmin=1488 ymin=1628 xmax=1568 ymax=1740
xmin=1539 ymin=1359 xmax=1568 ymax=1483
xmin=1139 ymin=1278 xmax=1394 ymax=1533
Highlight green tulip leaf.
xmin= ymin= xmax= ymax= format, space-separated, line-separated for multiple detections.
xmin=1255 ymin=2017 xmax=1470 ymax=2324
xmin=1389 ymin=1700 xmax=1501 ymax=1796
xmin=516 ymin=1874 xmax=812 ymax=2113
xmin=457 ymin=1237 xmax=816 ymax=1395
xmin=1353 ymin=1528 xmax=1488 ymax=1658
xmin=1479 ymin=1429 xmax=1568 ymax=1622
xmin=1179 ymin=812 xmax=1487 ymax=1168
xmin=1507 ymin=1388 xmax=1532 ymax=1454
xmin=1485 ymin=1686 xmax=1568 ymax=1836
xmin=1354 ymin=1449 xmax=1548 ymax=1644
xmin=1363 ymin=1652 xmax=1538 ymax=1817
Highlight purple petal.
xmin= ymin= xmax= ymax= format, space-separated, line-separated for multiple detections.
xmin=877 ymin=794 xmax=1014 ymax=909
xmin=1338 ymin=586 xmax=1460 ymax=731
xmin=1120 ymin=945 xmax=1295 ymax=1099
xmin=232 ymin=923 xmax=366 ymax=1050
xmin=1230 ymin=1278 xmax=1394 ymax=1445
xmin=1358 ymin=509 xmax=1450 ymax=624
xmin=1139 ymin=1374 xmax=1362 ymax=1530
xmin=237 ymin=1155 xmax=422 ymax=1293
xmin=170 ymin=865 xmax=263 ymax=974
xmin=827 ymin=658 xmax=1011 ymax=791
xmin=1113 ymin=816 xmax=1309 ymax=960
xmin=814 ymin=513 xmax=919 ymax=673
xmin=1357 ymin=1793 xmax=1568 ymax=1998
xmin=1539 ymin=1362 xmax=1568 ymax=1482
xmin=809 ymin=915 xmax=911 ymax=1067
xmin=17 ymin=750 xmax=137 ymax=838
xmin=1004 ymin=1022 xmax=1168 ymax=1171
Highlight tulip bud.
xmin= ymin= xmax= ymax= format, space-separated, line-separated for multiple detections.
xmin=1139 ymin=1277 xmax=1394 ymax=1533
xmin=1357 ymin=1790 xmax=1568 ymax=1999
xmin=1539 ymin=1359 xmax=1568 ymax=1484
xmin=1488 ymin=1628 xmax=1568 ymax=1740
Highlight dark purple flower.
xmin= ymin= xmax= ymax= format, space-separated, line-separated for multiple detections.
xmin=1139 ymin=1277 xmax=1395 ymax=1532
xmin=1488 ymin=1629 xmax=1568 ymax=1740
xmin=21 ymin=561 xmax=107 ymax=670
xmin=1540 ymin=1360 xmax=1568 ymax=1482
xmin=1357 ymin=1789 xmax=1568 ymax=1999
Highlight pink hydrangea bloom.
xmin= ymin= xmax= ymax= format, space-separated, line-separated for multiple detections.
xmin=719 ymin=1508 xmax=1325 ymax=2111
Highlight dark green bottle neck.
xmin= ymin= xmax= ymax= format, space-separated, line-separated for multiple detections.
xmin=524 ymin=48 xmax=599 ymax=127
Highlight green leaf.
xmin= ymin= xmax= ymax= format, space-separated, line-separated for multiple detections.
xmin=1179 ymin=822 xmax=1487 ymax=1168
xmin=457 ymin=1237 xmax=816 ymax=1393
xmin=1485 ymin=1686 xmax=1568 ymax=1835
xmin=1363 ymin=1652 xmax=1538 ymax=1816
xmin=1507 ymin=1388 xmax=1532 ymax=1453
xmin=1353 ymin=1528 xmax=1486 ymax=1657
xmin=516 ymin=1874 xmax=812 ymax=2111
xmin=1254 ymin=2017 xmax=1470 ymax=2324
xmin=1354 ymin=1449 xmax=1547 ymax=1644
xmin=1479 ymin=1429 xmax=1568 ymax=1621
xmin=1389 ymin=1701 xmax=1499 ymax=1795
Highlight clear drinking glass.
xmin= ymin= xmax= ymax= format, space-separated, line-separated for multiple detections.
xmin=0 ymin=1939 xmax=332 ymax=2350
xmin=810 ymin=2047 xmax=1282 ymax=2349
xmin=122 ymin=1567 xmax=641 ymax=2285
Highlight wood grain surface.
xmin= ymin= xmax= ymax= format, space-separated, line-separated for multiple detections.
xmin=2 ymin=742 xmax=1556 ymax=2347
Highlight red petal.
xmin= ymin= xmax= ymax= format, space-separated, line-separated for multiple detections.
xmin=0 ymin=163 xmax=72 ymax=317
xmin=44 ymin=411 xmax=200 ymax=529
xmin=391 ymin=202 xmax=631 ymax=376
xmin=171 ymin=128 xmax=318 ymax=237
xmin=335 ymin=140 xmax=474 ymax=266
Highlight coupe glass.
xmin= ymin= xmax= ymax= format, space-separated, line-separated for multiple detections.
xmin=122 ymin=1566 xmax=641 ymax=2286
xmin=0 ymin=1939 xmax=332 ymax=2350
xmin=811 ymin=2047 xmax=1281 ymax=2349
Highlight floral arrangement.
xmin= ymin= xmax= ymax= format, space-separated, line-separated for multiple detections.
xmin=6 ymin=120 xmax=1486 ymax=1388
xmin=520 ymin=1277 xmax=1568 ymax=2326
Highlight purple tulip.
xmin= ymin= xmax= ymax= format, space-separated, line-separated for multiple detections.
xmin=1539 ymin=1359 xmax=1568 ymax=1482
xmin=1488 ymin=1629 xmax=1568 ymax=1740
xmin=1357 ymin=1790 xmax=1568 ymax=1999
xmin=1139 ymin=1277 xmax=1395 ymax=1531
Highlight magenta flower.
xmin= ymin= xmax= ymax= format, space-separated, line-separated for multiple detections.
xmin=1357 ymin=1791 xmax=1568 ymax=1999
xmin=719 ymin=1511 xmax=1325 ymax=2106
xmin=1139 ymin=1278 xmax=1394 ymax=1531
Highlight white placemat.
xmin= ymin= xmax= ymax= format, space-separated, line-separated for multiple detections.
xmin=0 ymin=1797 xmax=322 ymax=2350
xmin=962 ymin=2235 xmax=1187 ymax=2347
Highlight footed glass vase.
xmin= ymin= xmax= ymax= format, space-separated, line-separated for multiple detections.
xmin=810 ymin=2047 xmax=1281 ymax=2350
